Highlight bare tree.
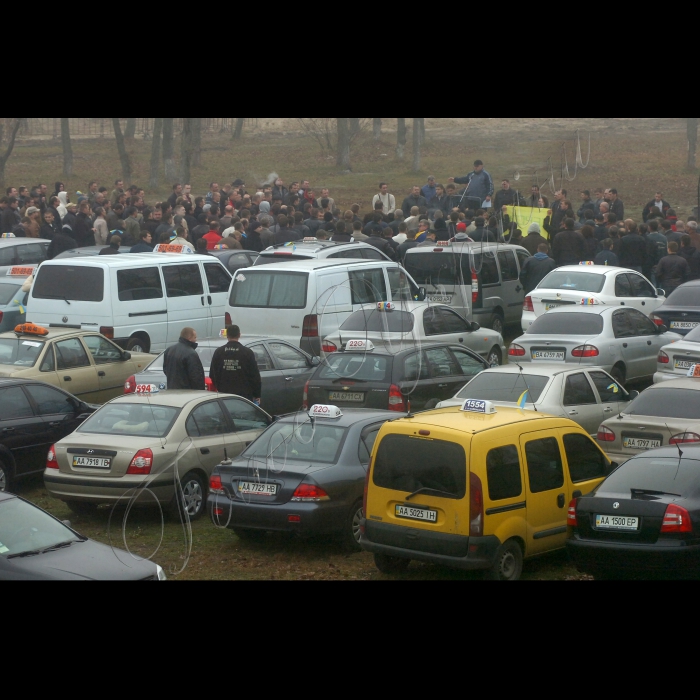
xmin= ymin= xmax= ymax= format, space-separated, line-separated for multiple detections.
xmin=193 ymin=118 xmax=202 ymax=168
xmin=412 ymin=118 xmax=422 ymax=172
xmin=373 ymin=118 xmax=382 ymax=141
xmin=112 ymin=118 xmax=132 ymax=183
xmin=419 ymin=117 xmax=425 ymax=144
xmin=61 ymin=117 xmax=73 ymax=177
xmin=0 ymin=118 xmax=23 ymax=188
xmin=349 ymin=118 xmax=361 ymax=138
xmin=337 ymin=118 xmax=351 ymax=170
xmin=149 ymin=117 xmax=163 ymax=189
xmin=396 ymin=118 xmax=407 ymax=160
xmin=688 ymin=118 xmax=698 ymax=169
xmin=233 ymin=118 xmax=245 ymax=139
xmin=180 ymin=118 xmax=195 ymax=184
xmin=124 ymin=117 xmax=137 ymax=139
xmin=162 ymin=118 xmax=176 ymax=182
xmin=298 ymin=118 xmax=370 ymax=155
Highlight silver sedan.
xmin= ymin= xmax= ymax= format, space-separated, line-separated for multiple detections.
xmin=654 ymin=324 xmax=700 ymax=383
xmin=509 ymin=306 xmax=681 ymax=386
xmin=436 ymin=364 xmax=635 ymax=436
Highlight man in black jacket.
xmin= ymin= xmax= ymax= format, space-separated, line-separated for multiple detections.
xmin=519 ymin=243 xmax=557 ymax=294
xmin=521 ymin=222 xmax=549 ymax=256
xmin=400 ymin=186 xmax=428 ymax=217
xmin=47 ymin=225 xmax=78 ymax=259
xmin=655 ymin=242 xmax=689 ymax=295
xmin=643 ymin=193 xmax=671 ymax=222
xmin=552 ymin=219 xmax=585 ymax=267
xmin=619 ymin=224 xmax=648 ymax=273
xmin=366 ymin=225 xmax=396 ymax=260
xmin=210 ymin=325 xmax=261 ymax=403
xmin=1 ymin=197 xmax=19 ymax=233
xmin=163 ymin=328 xmax=206 ymax=391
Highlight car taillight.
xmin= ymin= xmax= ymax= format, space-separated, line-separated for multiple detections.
xmin=388 ymin=384 xmax=406 ymax=412
xmin=572 ymin=345 xmax=599 ymax=358
xmin=46 ymin=445 xmax=59 ymax=470
xmin=523 ymin=296 xmax=534 ymax=313
xmin=567 ymin=498 xmax=579 ymax=527
xmin=0 ymin=311 xmax=4 ymax=324
xmin=322 ymin=341 xmax=337 ymax=354
xmin=509 ymin=344 xmax=526 ymax=357
xmin=651 ymin=314 xmax=664 ymax=327
xmin=127 ymin=448 xmax=153 ymax=475
xmin=302 ymin=315 xmax=318 ymax=338
xmin=471 ymin=272 xmax=479 ymax=303
xmin=205 ymin=377 xmax=216 ymax=392
xmin=469 ymin=472 xmax=484 ymax=537
xmin=124 ymin=375 xmax=136 ymax=394
xmin=225 ymin=312 xmax=232 ymax=326
xmin=658 ymin=351 xmax=670 ymax=365
xmin=302 ymin=380 xmax=309 ymax=410
xmin=362 ymin=458 xmax=372 ymax=535
xmin=100 ymin=326 xmax=114 ymax=339
xmin=209 ymin=474 xmax=225 ymax=495
xmin=661 ymin=504 xmax=693 ymax=534
xmin=670 ymin=432 xmax=700 ymax=445
xmin=597 ymin=426 xmax=616 ymax=442
xmin=292 ymin=483 xmax=330 ymax=502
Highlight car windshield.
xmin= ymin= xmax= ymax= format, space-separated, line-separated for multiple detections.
xmin=79 ymin=403 xmax=180 ymax=438
xmin=0 ymin=337 xmax=45 ymax=367
xmin=340 ymin=309 xmax=415 ymax=333
xmin=600 ymin=457 xmax=700 ymax=497
xmin=666 ymin=287 xmax=700 ymax=307
xmin=527 ymin=312 xmax=604 ymax=336
xmin=625 ymin=388 xmax=700 ymax=420
xmin=404 ymin=252 xmax=460 ymax=286
xmin=146 ymin=346 xmax=220 ymax=371
xmin=318 ymin=354 xmax=390 ymax=382
xmin=0 ymin=283 xmax=22 ymax=306
xmin=243 ymin=422 xmax=347 ymax=465
xmin=538 ymin=271 xmax=606 ymax=293
xmin=456 ymin=372 xmax=550 ymax=403
xmin=0 ymin=497 xmax=80 ymax=558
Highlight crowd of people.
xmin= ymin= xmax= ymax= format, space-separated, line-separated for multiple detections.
xmin=1 ymin=159 xmax=698 ymax=297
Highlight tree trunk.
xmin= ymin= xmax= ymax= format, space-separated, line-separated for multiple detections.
xmin=162 ymin=118 xmax=176 ymax=181
xmin=233 ymin=117 xmax=245 ymax=139
xmin=396 ymin=118 xmax=406 ymax=160
xmin=149 ymin=117 xmax=163 ymax=189
xmin=112 ymin=118 xmax=132 ymax=183
xmin=180 ymin=118 xmax=194 ymax=185
xmin=373 ymin=118 xmax=382 ymax=141
xmin=61 ymin=117 xmax=73 ymax=177
xmin=419 ymin=117 xmax=425 ymax=144
xmin=349 ymin=117 xmax=361 ymax=138
xmin=192 ymin=117 xmax=202 ymax=168
xmin=688 ymin=118 xmax=698 ymax=169
xmin=337 ymin=118 xmax=351 ymax=171
xmin=124 ymin=117 xmax=137 ymax=139
xmin=412 ymin=118 xmax=422 ymax=172
xmin=0 ymin=118 xmax=23 ymax=188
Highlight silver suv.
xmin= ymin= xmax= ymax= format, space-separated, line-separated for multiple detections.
xmin=254 ymin=240 xmax=392 ymax=265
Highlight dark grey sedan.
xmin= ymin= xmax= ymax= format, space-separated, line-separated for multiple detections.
xmin=209 ymin=409 xmax=404 ymax=549
xmin=132 ymin=337 xmax=320 ymax=416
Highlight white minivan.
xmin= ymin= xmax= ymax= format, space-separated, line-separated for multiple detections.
xmin=226 ymin=259 xmax=426 ymax=357
xmin=28 ymin=254 xmax=232 ymax=353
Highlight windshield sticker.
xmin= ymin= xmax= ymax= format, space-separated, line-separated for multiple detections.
xmin=236 ymin=275 xmax=246 ymax=282
xmin=22 ymin=341 xmax=41 ymax=348
xmin=0 ymin=543 xmax=8 ymax=554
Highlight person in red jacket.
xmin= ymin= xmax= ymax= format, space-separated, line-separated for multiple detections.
xmin=202 ymin=221 xmax=222 ymax=250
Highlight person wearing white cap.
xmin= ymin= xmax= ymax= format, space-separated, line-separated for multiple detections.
xmin=521 ymin=222 xmax=549 ymax=256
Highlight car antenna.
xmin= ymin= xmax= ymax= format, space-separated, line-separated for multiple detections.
xmin=516 ymin=363 xmax=538 ymax=412
xmin=666 ymin=422 xmax=684 ymax=460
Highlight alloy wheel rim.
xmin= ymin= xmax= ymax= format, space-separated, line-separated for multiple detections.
xmin=0 ymin=467 xmax=5 ymax=492
xmin=183 ymin=480 xmax=203 ymax=516
xmin=488 ymin=352 xmax=500 ymax=367
xmin=501 ymin=552 xmax=516 ymax=579
xmin=131 ymin=344 xmax=144 ymax=353
xmin=352 ymin=508 xmax=363 ymax=543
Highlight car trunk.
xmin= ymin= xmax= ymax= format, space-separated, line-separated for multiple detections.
xmin=309 ymin=378 xmax=391 ymax=411
xmin=528 ymin=292 xmax=581 ymax=319
xmin=522 ymin=334 xmax=596 ymax=363
xmin=605 ymin=419 xmax=685 ymax=456
xmin=666 ymin=346 xmax=700 ymax=376
xmin=654 ymin=307 xmax=700 ymax=336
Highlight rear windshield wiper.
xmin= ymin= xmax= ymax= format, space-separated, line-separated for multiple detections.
xmin=405 ymin=487 xmax=458 ymax=502
xmin=42 ymin=294 xmax=71 ymax=305
xmin=631 ymin=488 xmax=682 ymax=498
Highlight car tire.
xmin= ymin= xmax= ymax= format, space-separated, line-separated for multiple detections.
xmin=171 ymin=471 xmax=206 ymax=521
xmin=611 ymin=364 xmax=626 ymax=387
xmin=487 ymin=347 xmax=502 ymax=367
xmin=233 ymin=528 xmax=267 ymax=542
xmin=489 ymin=313 xmax=505 ymax=336
xmin=65 ymin=501 xmax=98 ymax=516
xmin=484 ymin=539 xmax=523 ymax=581
xmin=342 ymin=501 xmax=364 ymax=552
xmin=374 ymin=553 xmax=410 ymax=575
xmin=126 ymin=336 xmax=149 ymax=353
xmin=0 ymin=459 xmax=11 ymax=493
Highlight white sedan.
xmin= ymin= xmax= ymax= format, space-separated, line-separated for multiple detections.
xmin=655 ymin=324 xmax=700 ymax=383
xmin=522 ymin=265 xmax=666 ymax=331
xmin=322 ymin=302 xmax=506 ymax=367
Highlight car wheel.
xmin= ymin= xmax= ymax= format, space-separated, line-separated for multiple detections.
xmin=342 ymin=501 xmax=364 ymax=552
xmin=233 ymin=528 xmax=267 ymax=542
xmin=374 ymin=553 xmax=410 ymax=575
xmin=484 ymin=539 xmax=523 ymax=581
xmin=611 ymin=364 xmax=626 ymax=387
xmin=0 ymin=459 xmax=11 ymax=492
xmin=65 ymin=501 xmax=98 ymax=516
xmin=126 ymin=336 xmax=149 ymax=353
xmin=171 ymin=471 xmax=206 ymax=521
xmin=487 ymin=347 xmax=502 ymax=367
xmin=489 ymin=313 xmax=505 ymax=336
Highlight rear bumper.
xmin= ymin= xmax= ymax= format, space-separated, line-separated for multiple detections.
xmin=521 ymin=310 xmax=536 ymax=331
xmin=44 ymin=471 xmax=175 ymax=505
xmin=653 ymin=371 xmax=686 ymax=384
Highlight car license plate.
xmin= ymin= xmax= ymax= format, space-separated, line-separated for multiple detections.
xmin=674 ymin=359 xmax=698 ymax=370
xmin=532 ymin=351 xmax=565 ymax=361
xmin=545 ymin=303 xmax=562 ymax=311
xmin=428 ymin=296 xmax=453 ymax=304
xmin=595 ymin=515 xmax=639 ymax=531
xmin=73 ymin=456 xmax=111 ymax=469
xmin=238 ymin=481 xmax=278 ymax=496
xmin=395 ymin=505 xmax=438 ymax=523
xmin=623 ymin=437 xmax=661 ymax=450
xmin=329 ymin=392 xmax=365 ymax=402
xmin=670 ymin=322 xmax=699 ymax=330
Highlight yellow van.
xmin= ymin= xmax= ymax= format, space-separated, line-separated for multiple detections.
xmin=361 ymin=400 xmax=612 ymax=580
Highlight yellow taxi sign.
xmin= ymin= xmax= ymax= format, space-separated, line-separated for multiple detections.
xmin=309 ymin=404 xmax=343 ymax=419
xmin=7 ymin=266 xmax=36 ymax=277
xmin=153 ymin=244 xmax=194 ymax=254
xmin=14 ymin=323 xmax=49 ymax=336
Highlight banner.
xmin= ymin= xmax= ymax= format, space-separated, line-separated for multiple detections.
xmin=505 ymin=206 xmax=550 ymax=239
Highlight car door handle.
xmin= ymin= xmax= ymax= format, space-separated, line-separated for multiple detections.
xmin=604 ymin=407 xmax=614 ymax=413
xmin=49 ymin=422 xmax=62 ymax=427
xmin=63 ymin=376 xmax=72 ymax=381
xmin=98 ymin=371 xmax=106 ymax=377
xmin=2 ymin=428 xmax=15 ymax=433
xmin=515 ymin=285 xmax=522 ymax=292
xmin=647 ymin=341 xmax=652 ymax=346
xmin=285 ymin=377 xmax=294 ymax=381
xmin=201 ymin=297 xmax=205 ymax=306
xmin=568 ymin=410 xmax=579 ymax=415
xmin=438 ymin=384 xmax=449 ymax=389
xmin=557 ymin=494 xmax=566 ymax=509
xmin=200 ymin=448 xmax=210 ymax=455
xmin=208 ymin=295 xmax=212 ymax=305
xmin=622 ymin=343 xmax=628 ymax=348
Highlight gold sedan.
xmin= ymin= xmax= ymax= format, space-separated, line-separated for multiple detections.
xmin=0 ymin=327 xmax=152 ymax=403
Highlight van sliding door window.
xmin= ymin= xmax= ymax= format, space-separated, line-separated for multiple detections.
xmin=32 ymin=266 xmax=104 ymax=302
xmin=163 ymin=264 xmax=204 ymax=298
xmin=117 ymin=267 xmax=163 ymax=301
xmin=349 ymin=269 xmax=387 ymax=305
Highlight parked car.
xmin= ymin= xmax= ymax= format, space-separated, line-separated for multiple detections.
xmin=130 ymin=336 xmax=319 ymax=416
xmin=650 ymin=280 xmax=700 ymax=337
xmin=596 ymin=378 xmax=700 ymax=462
xmin=521 ymin=265 xmax=666 ymax=331
xmin=55 ymin=246 xmax=133 ymax=258
xmin=0 ymin=239 xmax=50 ymax=274
xmin=0 ymin=492 xmax=166 ymax=580
xmin=509 ymin=305 xmax=681 ymax=386
xmin=567 ymin=446 xmax=700 ymax=579
xmin=322 ymin=302 xmax=505 ymax=366
xmin=253 ymin=240 xmax=392 ymax=265
xmin=0 ymin=267 xmax=35 ymax=332
xmin=305 ymin=341 xmax=489 ymax=413
xmin=0 ymin=378 xmax=98 ymax=492
xmin=208 ymin=249 xmax=259 ymax=274
xmin=655 ymin=324 xmax=700 ymax=383
xmin=436 ymin=364 xmax=634 ymax=436
xmin=0 ymin=326 xmax=152 ymax=403
xmin=210 ymin=407 xmax=404 ymax=549
xmin=44 ymin=391 xmax=273 ymax=519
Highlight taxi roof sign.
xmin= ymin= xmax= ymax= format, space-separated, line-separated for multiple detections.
xmin=14 ymin=323 xmax=49 ymax=336
xmin=7 ymin=266 xmax=36 ymax=277
xmin=309 ymin=404 xmax=343 ymax=419
xmin=135 ymin=384 xmax=160 ymax=395
xmin=579 ymin=261 xmax=596 ymax=266
xmin=580 ymin=298 xmax=600 ymax=306
xmin=1 ymin=232 xmax=16 ymax=239
xmin=688 ymin=364 xmax=700 ymax=378
xmin=460 ymin=399 xmax=497 ymax=415
xmin=377 ymin=302 xmax=395 ymax=312
xmin=345 ymin=339 xmax=374 ymax=352
xmin=153 ymin=244 xmax=194 ymax=254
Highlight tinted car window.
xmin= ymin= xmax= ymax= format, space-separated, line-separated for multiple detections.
xmin=244 ymin=422 xmax=346 ymax=465
xmin=564 ymin=373 xmax=597 ymax=406
xmin=525 ymin=437 xmax=564 ymax=494
xmin=498 ymin=251 xmax=518 ymax=282
xmin=666 ymin=287 xmax=700 ymax=307
xmin=318 ymin=354 xmax=390 ymax=382
xmin=403 ymin=352 xmax=429 ymax=381
xmin=600 ymin=456 xmax=700 ymax=496
xmin=564 ymin=433 xmax=608 ymax=483
xmin=40 ymin=346 xmax=55 ymax=372
xmin=0 ymin=283 xmax=21 ymax=305
xmin=16 ymin=244 xmax=46 ymax=265
xmin=612 ymin=309 xmax=636 ymax=339
xmin=0 ymin=247 xmax=15 ymax=266
xmin=374 ymin=434 xmax=467 ymax=499
xmin=163 ymin=264 xmax=204 ymax=298
xmin=250 ymin=344 xmax=273 ymax=371
xmin=539 ymin=271 xmax=606 ymax=293
xmin=227 ymin=253 xmax=253 ymax=272
xmin=362 ymin=248 xmax=385 ymax=261
xmin=456 ymin=372 xmax=549 ymax=402
xmin=117 ymin=267 xmax=163 ymax=301
xmin=82 ymin=336 xmax=123 ymax=365
xmin=204 ymin=262 xmax=231 ymax=294
xmin=55 ymin=338 xmax=91 ymax=370
xmin=359 ymin=427 xmax=381 ymax=465
xmin=230 ymin=271 xmax=308 ymax=309
xmin=527 ymin=313 xmax=604 ymax=336
xmin=222 ymin=398 xmax=270 ymax=432
xmin=33 ymin=265 xmax=104 ymax=302
xmin=341 ymin=309 xmax=414 ymax=333
xmin=452 ymin=349 xmax=486 ymax=377
xmin=268 ymin=342 xmax=308 ymax=369
xmin=81 ymin=404 xmax=178 ymax=438
xmin=628 ymin=308 xmax=658 ymax=336
xmin=473 ymin=254 xmax=499 ymax=286
xmin=626 ymin=388 xmax=700 ymax=420
xmin=628 ymin=274 xmax=656 ymax=298
xmin=425 ymin=347 xmax=460 ymax=378
xmin=24 ymin=385 xmax=74 ymax=415
xmin=0 ymin=338 xmax=45 ymax=367
xmin=589 ymin=371 xmax=625 ymax=402
xmin=437 ymin=308 xmax=470 ymax=333
xmin=516 ymin=250 xmax=530 ymax=271
xmin=487 ymin=445 xmax=522 ymax=501
xmin=0 ymin=386 xmax=33 ymax=420
xmin=349 ymin=268 xmax=387 ymax=305
xmin=186 ymin=401 xmax=228 ymax=437
xmin=404 ymin=253 xmax=458 ymax=286
xmin=615 ymin=274 xmax=633 ymax=297
xmin=387 ymin=267 xmax=419 ymax=301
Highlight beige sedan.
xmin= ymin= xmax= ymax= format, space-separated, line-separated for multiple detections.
xmin=44 ymin=391 xmax=272 ymax=520
xmin=0 ymin=328 xmax=152 ymax=403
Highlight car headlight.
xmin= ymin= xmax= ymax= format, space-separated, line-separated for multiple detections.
xmin=156 ymin=565 xmax=167 ymax=581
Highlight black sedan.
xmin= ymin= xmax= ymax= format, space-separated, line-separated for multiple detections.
xmin=567 ymin=446 xmax=700 ymax=579
xmin=0 ymin=491 xmax=165 ymax=580
xmin=209 ymin=408 xmax=404 ymax=549
xmin=651 ymin=281 xmax=700 ymax=336
xmin=208 ymin=249 xmax=259 ymax=274
xmin=305 ymin=343 xmax=489 ymax=413
xmin=0 ymin=379 xmax=97 ymax=492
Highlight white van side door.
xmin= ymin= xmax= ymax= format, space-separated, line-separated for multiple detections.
xmin=200 ymin=260 xmax=232 ymax=339
xmin=162 ymin=261 xmax=209 ymax=344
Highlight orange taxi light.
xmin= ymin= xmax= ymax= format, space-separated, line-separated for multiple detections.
xmin=14 ymin=323 xmax=49 ymax=336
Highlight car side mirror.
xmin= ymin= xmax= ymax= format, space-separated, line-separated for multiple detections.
xmin=656 ymin=288 xmax=666 ymax=297
xmin=62 ymin=520 xmax=72 ymax=529
xmin=309 ymin=356 xmax=321 ymax=367
xmin=122 ymin=351 xmax=132 ymax=361
xmin=470 ymin=322 xmax=481 ymax=332
xmin=657 ymin=325 xmax=668 ymax=334
xmin=628 ymin=390 xmax=639 ymax=400
xmin=417 ymin=287 xmax=427 ymax=301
